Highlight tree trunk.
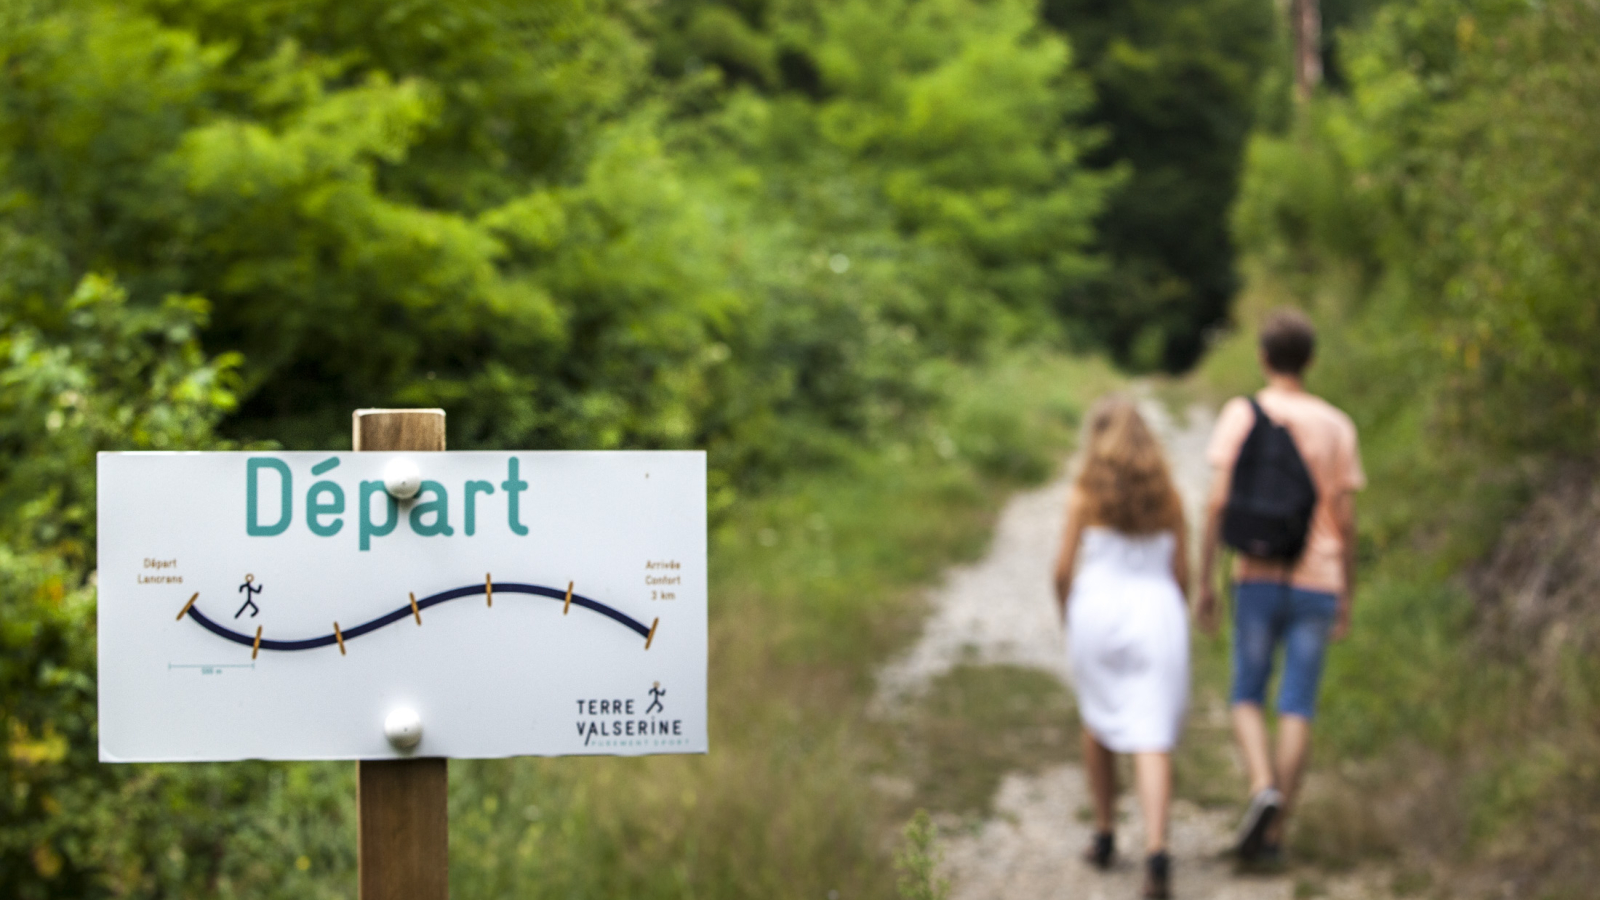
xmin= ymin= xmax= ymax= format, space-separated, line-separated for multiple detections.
xmin=1293 ymin=0 xmax=1322 ymax=101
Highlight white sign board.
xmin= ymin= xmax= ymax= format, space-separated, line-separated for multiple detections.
xmin=97 ymin=451 xmax=706 ymax=762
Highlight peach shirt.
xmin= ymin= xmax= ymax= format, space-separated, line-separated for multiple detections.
xmin=1206 ymin=387 xmax=1365 ymax=595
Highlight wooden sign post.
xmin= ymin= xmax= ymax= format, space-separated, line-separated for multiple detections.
xmin=354 ymin=409 xmax=449 ymax=900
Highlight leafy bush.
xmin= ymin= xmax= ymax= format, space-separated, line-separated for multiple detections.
xmin=0 ymin=278 xmax=362 ymax=899
xmin=894 ymin=810 xmax=950 ymax=900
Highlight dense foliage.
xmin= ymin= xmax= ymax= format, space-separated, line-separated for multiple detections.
xmin=653 ymin=0 xmax=1285 ymax=373
xmin=0 ymin=0 xmax=1113 ymax=473
xmin=1040 ymin=0 xmax=1278 ymax=371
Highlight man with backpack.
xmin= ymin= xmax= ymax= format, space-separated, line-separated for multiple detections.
xmin=1197 ymin=309 xmax=1365 ymax=865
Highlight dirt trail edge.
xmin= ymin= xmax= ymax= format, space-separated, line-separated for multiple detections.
xmin=876 ymin=392 xmax=1393 ymax=900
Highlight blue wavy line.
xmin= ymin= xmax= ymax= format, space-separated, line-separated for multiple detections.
xmin=184 ymin=583 xmax=651 ymax=651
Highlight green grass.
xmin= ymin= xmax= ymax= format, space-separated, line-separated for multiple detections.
xmin=896 ymin=664 xmax=1078 ymax=820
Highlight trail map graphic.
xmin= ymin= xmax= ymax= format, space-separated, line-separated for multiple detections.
xmin=182 ymin=580 xmax=658 ymax=652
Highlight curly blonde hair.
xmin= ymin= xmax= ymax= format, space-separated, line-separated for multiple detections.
xmin=1074 ymin=397 xmax=1184 ymax=535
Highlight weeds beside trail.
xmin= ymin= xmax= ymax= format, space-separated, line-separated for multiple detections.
xmin=895 ymin=811 xmax=951 ymax=900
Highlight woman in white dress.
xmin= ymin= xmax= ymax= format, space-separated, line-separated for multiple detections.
xmin=1053 ymin=397 xmax=1190 ymax=900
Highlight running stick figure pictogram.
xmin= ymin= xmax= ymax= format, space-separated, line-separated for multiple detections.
xmin=235 ymin=574 xmax=263 ymax=619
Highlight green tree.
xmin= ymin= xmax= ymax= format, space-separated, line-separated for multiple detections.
xmin=3 ymin=0 xmax=1114 ymax=481
xmin=1041 ymin=0 xmax=1279 ymax=370
xmin=1 ymin=0 xmax=741 ymax=452
xmin=650 ymin=0 xmax=1114 ymax=344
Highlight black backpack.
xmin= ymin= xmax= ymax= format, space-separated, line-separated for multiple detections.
xmin=1222 ymin=398 xmax=1318 ymax=561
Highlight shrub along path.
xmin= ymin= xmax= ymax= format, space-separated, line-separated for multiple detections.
xmin=880 ymin=391 xmax=1398 ymax=899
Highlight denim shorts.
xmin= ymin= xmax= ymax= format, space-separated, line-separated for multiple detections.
xmin=1230 ymin=581 xmax=1339 ymax=720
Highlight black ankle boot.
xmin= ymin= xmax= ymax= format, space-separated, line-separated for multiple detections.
xmin=1082 ymin=831 xmax=1114 ymax=870
xmin=1143 ymin=851 xmax=1171 ymax=899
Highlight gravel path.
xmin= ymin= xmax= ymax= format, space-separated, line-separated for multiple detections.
xmin=877 ymin=391 xmax=1392 ymax=900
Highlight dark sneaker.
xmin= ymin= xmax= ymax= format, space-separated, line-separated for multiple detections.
xmin=1083 ymin=830 xmax=1115 ymax=870
xmin=1143 ymin=851 xmax=1172 ymax=899
xmin=1234 ymin=787 xmax=1283 ymax=861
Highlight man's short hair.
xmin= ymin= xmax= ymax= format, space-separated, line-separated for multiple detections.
xmin=1259 ymin=309 xmax=1316 ymax=375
